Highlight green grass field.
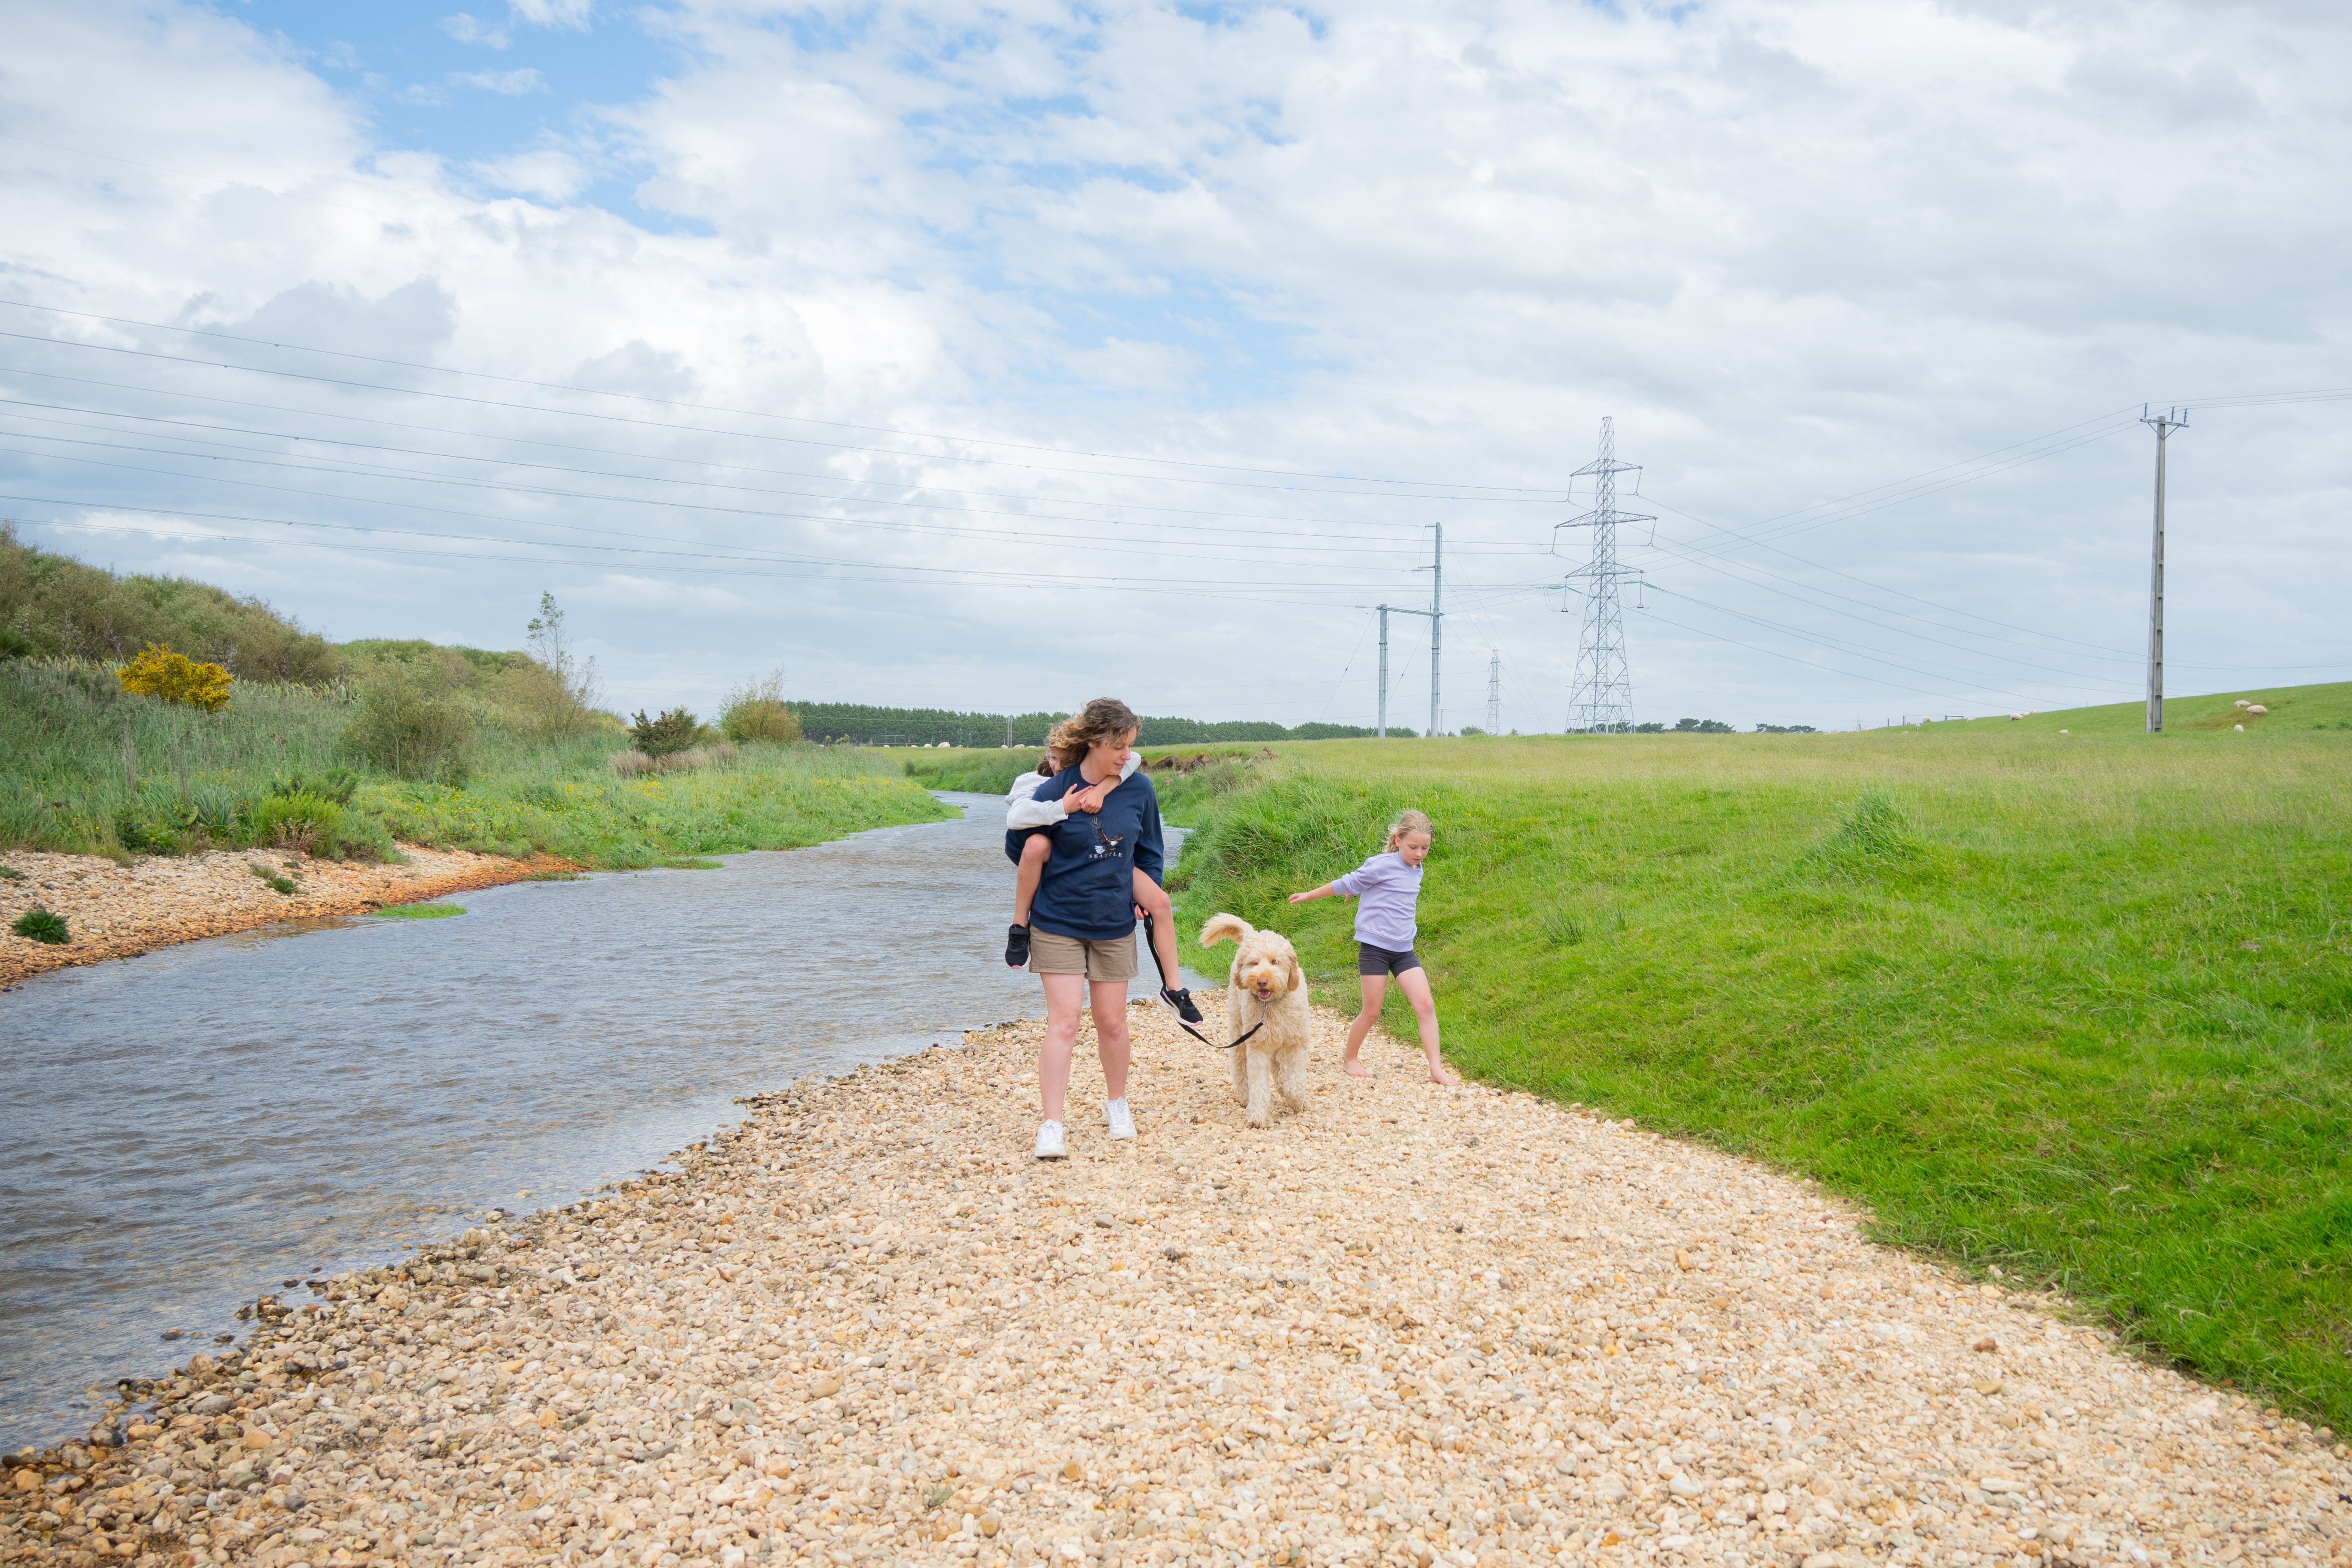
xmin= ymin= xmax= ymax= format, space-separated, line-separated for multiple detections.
xmin=1 ymin=658 xmax=950 ymax=866
xmin=1161 ymin=683 xmax=2352 ymax=1426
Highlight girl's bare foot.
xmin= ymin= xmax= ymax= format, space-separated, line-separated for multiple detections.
xmin=1426 ymin=1064 xmax=1460 ymax=1086
xmin=1343 ymin=1059 xmax=1373 ymax=1079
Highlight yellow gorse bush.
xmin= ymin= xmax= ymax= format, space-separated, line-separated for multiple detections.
xmin=117 ymin=643 xmax=234 ymax=712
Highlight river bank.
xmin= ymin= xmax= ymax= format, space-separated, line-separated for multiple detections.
xmin=7 ymin=999 xmax=2343 ymax=1568
xmin=0 ymin=845 xmax=552 ymax=990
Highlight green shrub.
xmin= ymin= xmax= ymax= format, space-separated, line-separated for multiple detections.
xmin=247 ymin=861 xmax=300 ymax=894
xmin=115 ymin=800 xmax=191 ymax=855
xmin=629 ymin=707 xmax=703 ymax=756
xmin=343 ymin=674 xmax=476 ymax=782
xmin=247 ymin=791 xmax=346 ymax=855
xmin=721 ymin=669 xmax=802 ymax=744
xmin=270 ymin=769 xmax=358 ymax=806
xmin=722 ymin=699 xmax=801 ymax=744
xmin=12 ymin=906 xmax=68 ymax=944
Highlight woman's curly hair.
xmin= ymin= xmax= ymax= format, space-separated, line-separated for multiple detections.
xmin=1044 ymin=697 xmax=1142 ymax=770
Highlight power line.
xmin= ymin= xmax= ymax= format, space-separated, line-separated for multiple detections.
xmin=0 ymin=298 xmax=1570 ymax=498
xmin=0 ymin=497 xmax=1404 ymax=600
xmin=0 ymin=390 xmax=1494 ymax=538
xmin=0 ymin=329 xmax=1560 ymax=503
xmin=1641 ymin=495 xmax=2149 ymax=661
xmin=1641 ymin=582 xmax=2122 ymax=704
xmin=0 ymin=426 xmax=1453 ymax=564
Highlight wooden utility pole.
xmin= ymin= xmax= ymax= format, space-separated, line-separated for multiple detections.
xmin=2141 ymin=407 xmax=2188 ymax=733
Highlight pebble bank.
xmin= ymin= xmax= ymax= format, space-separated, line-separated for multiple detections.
xmin=0 ymin=847 xmax=546 ymax=989
xmin=6 ymin=1001 xmax=2345 ymax=1568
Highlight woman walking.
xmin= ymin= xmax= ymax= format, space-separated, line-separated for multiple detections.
xmin=1008 ymin=697 xmax=1167 ymax=1159
xmin=1290 ymin=808 xmax=1458 ymax=1085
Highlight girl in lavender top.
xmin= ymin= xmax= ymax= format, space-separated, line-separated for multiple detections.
xmin=1289 ymin=808 xmax=1459 ymax=1086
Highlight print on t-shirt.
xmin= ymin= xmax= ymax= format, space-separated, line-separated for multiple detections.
xmin=1089 ymin=818 xmax=1128 ymax=863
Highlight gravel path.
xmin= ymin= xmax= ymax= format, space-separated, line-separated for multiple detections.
xmin=0 ymin=845 xmax=542 ymax=988
xmin=8 ymin=1000 xmax=2345 ymax=1568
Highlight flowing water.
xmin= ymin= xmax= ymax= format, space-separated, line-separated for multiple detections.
xmin=0 ymin=792 xmax=1204 ymax=1450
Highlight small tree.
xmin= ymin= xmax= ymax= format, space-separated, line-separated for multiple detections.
xmin=117 ymin=643 xmax=232 ymax=711
xmin=524 ymin=592 xmax=602 ymax=735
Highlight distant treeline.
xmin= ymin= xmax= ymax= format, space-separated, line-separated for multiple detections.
xmin=792 ymin=702 xmax=1406 ymax=747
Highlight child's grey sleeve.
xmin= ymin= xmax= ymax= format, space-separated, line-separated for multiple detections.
xmin=1006 ymin=797 xmax=1068 ymax=829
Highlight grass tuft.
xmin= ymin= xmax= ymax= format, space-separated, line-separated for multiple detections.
xmin=11 ymin=905 xmax=68 ymax=943
xmin=370 ymin=903 xmax=465 ymax=920
xmin=1818 ymin=786 xmax=1921 ymax=861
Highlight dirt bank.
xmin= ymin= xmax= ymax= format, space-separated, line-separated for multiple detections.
xmin=0 ymin=845 xmax=554 ymax=989
xmin=4 ymin=1001 xmax=2345 ymax=1568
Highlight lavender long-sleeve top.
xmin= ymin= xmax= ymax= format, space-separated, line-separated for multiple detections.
xmin=1330 ymin=850 xmax=1422 ymax=950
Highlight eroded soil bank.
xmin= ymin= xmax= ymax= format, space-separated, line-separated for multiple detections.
xmin=5 ymin=1002 xmax=2346 ymax=1568
xmin=0 ymin=846 xmax=552 ymax=988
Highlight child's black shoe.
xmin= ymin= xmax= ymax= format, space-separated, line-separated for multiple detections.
xmin=1005 ymin=923 xmax=1031 ymax=967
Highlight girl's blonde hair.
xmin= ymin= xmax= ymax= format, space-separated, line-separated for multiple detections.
xmin=1385 ymin=808 xmax=1434 ymax=851
xmin=1045 ymin=698 xmax=1141 ymax=771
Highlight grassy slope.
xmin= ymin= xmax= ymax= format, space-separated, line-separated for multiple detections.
xmin=2 ymin=658 xmax=949 ymax=865
xmin=1168 ymin=694 xmax=2352 ymax=1425
xmin=1962 ymin=678 xmax=2352 ymax=735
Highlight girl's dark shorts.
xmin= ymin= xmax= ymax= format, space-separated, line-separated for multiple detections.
xmin=1358 ymin=942 xmax=1422 ymax=977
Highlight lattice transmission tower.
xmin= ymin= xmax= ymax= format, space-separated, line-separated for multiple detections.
xmin=1553 ymin=417 xmax=1651 ymax=732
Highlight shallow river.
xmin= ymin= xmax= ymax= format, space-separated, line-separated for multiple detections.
xmin=0 ymin=792 xmax=1204 ymax=1450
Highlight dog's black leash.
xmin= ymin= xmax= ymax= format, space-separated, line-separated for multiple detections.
xmin=1144 ymin=912 xmax=1267 ymax=1053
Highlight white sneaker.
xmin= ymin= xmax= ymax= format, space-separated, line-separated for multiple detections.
xmin=1105 ymin=1099 xmax=1136 ymax=1141
xmin=1034 ymin=1120 xmax=1066 ymax=1160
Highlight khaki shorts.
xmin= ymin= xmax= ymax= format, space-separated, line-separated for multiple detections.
xmin=1029 ymin=928 xmax=1139 ymax=983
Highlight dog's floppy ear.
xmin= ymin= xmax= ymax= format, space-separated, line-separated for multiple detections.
xmin=1286 ymin=952 xmax=1305 ymax=993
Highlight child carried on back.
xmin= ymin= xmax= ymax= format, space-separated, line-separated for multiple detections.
xmin=1003 ymin=725 xmax=1202 ymax=1024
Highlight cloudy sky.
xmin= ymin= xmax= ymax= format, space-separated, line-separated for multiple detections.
xmin=1 ymin=0 xmax=2345 ymax=732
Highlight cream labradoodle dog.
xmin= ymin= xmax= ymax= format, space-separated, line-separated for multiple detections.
xmin=1199 ymin=913 xmax=1313 ymax=1128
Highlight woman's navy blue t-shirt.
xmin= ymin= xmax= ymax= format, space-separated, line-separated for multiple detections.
xmin=1006 ymin=767 xmax=1166 ymax=943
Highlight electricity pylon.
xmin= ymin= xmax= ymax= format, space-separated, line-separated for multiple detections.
xmin=1553 ymin=417 xmax=1651 ymax=732
xmin=1486 ymin=649 xmax=1501 ymax=733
